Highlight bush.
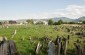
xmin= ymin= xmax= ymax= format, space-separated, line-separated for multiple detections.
xmin=82 ymin=21 xmax=85 ymax=24
xmin=68 ymin=22 xmax=75 ymax=24
xmin=53 ymin=20 xmax=63 ymax=25
xmin=26 ymin=19 xmax=33 ymax=24
xmin=48 ymin=19 xmax=54 ymax=25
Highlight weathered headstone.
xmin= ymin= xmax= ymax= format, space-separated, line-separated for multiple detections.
xmin=14 ymin=30 xmax=17 ymax=35
xmin=0 ymin=40 xmax=8 ymax=55
xmin=35 ymin=42 xmax=42 ymax=55
xmin=12 ymin=30 xmax=17 ymax=38
xmin=0 ymin=38 xmax=18 ymax=55
xmin=8 ymin=40 xmax=18 ymax=55
xmin=67 ymin=35 xmax=70 ymax=44
xmin=55 ymin=37 xmax=61 ymax=55
xmin=63 ymin=38 xmax=68 ymax=55
xmin=48 ymin=41 xmax=55 ymax=55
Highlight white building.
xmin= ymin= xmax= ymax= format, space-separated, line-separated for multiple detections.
xmin=33 ymin=20 xmax=48 ymax=25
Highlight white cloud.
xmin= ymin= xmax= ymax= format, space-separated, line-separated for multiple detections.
xmin=30 ymin=5 xmax=85 ymax=19
xmin=40 ymin=5 xmax=85 ymax=19
xmin=0 ymin=5 xmax=85 ymax=20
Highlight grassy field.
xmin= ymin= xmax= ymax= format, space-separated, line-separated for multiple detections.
xmin=0 ymin=24 xmax=85 ymax=55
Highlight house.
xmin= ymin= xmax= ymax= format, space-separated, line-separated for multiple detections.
xmin=9 ymin=20 xmax=17 ymax=24
xmin=42 ymin=21 xmax=48 ymax=25
xmin=33 ymin=20 xmax=48 ymax=25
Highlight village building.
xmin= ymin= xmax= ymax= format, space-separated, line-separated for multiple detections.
xmin=33 ymin=20 xmax=48 ymax=25
xmin=78 ymin=22 xmax=82 ymax=24
xmin=9 ymin=20 xmax=17 ymax=24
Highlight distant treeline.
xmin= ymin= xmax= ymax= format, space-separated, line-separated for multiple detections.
xmin=48 ymin=19 xmax=85 ymax=25
xmin=0 ymin=20 xmax=17 ymax=25
xmin=0 ymin=19 xmax=85 ymax=25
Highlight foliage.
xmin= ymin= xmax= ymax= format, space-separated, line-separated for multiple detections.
xmin=82 ymin=21 xmax=85 ymax=24
xmin=0 ymin=25 xmax=85 ymax=55
xmin=36 ymin=21 xmax=44 ymax=25
xmin=57 ymin=20 xmax=63 ymax=24
xmin=68 ymin=22 xmax=75 ymax=24
xmin=48 ymin=19 xmax=54 ymax=25
xmin=53 ymin=20 xmax=63 ymax=25
xmin=53 ymin=22 xmax=58 ymax=25
xmin=26 ymin=19 xmax=33 ymax=24
xmin=0 ymin=22 xmax=2 ymax=25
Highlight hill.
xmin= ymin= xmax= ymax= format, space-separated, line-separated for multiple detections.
xmin=0 ymin=16 xmax=85 ymax=23
xmin=74 ymin=16 xmax=85 ymax=22
xmin=51 ymin=17 xmax=74 ymax=22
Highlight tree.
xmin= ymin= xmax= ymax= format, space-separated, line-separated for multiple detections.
xmin=68 ymin=22 xmax=75 ymax=24
xmin=53 ymin=22 xmax=58 ymax=25
xmin=26 ymin=19 xmax=33 ymax=24
xmin=82 ymin=21 xmax=85 ymax=24
xmin=48 ymin=19 xmax=54 ymax=25
xmin=0 ymin=22 xmax=2 ymax=25
xmin=57 ymin=20 xmax=63 ymax=25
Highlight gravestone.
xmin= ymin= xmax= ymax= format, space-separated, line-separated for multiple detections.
xmin=14 ymin=30 xmax=17 ymax=35
xmin=35 ymin=42 xmax=42 ymax=55
xmin=12 ymin=30 xmax=17 ymax=38
xmin=8 ymin=40 xmax=18 ymax=55
xmin=0 ymin=40 xmax=8 ymax=55
xmin=48 ymin=41 xmax=55 ymax=55
xmin=63 ymin=38 xmax=68 ymax=55
xmin=55 ymin=37 xmax=61 ymax=55
xmin=0 ymin=38 xmax=18 ymax=55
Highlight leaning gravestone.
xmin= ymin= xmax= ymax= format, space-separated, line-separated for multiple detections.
xmin=0 ymin=40 xmax=8 ymax=55
xmin=63 ymin=38 xmax=68 ymax=55
xmin=0 ymin=37 xmax=18 ymax=55
xmin=55 ymin=37 xmax=61 ymax=55
xmin=12 ymin=30 xmax=17 ymax=38
xmin=35 ymin=42 xmax=42 ymax=55
xmin=83 ymin=45 xmax=85 ymax=55
xmin=48 ymin=41 xmax=55 ymax=55
xmin=8 ymin=40 xmax=18 ymax=55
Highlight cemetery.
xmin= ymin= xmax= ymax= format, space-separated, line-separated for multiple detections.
xmin=0 ymin=24 xmax=85 ymax=55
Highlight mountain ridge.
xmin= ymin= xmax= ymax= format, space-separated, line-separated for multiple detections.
xmin=0 ymin=16 xmax=85 ymax=22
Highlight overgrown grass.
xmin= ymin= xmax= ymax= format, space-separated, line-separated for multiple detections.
xmin=0 ymin=25 xmax=85 ymax=55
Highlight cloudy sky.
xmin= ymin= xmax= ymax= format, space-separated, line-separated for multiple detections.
xmin=0 ymin=0 xmax=85 ymax=20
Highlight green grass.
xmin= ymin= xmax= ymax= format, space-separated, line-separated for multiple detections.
xmin=0 ymin=25 xmax=85 ymax=55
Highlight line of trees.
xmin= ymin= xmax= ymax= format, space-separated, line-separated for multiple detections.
xmin=48 ymin=19 xmax=85 ymax=25
xmin=83 ymin=21 xmax=85 ymax=24
xmin=48 ymin=19 xmax=64 ymax=25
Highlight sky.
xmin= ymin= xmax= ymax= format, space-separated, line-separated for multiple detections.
xmin=0 ymin=0 xmax=85 ymax=20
